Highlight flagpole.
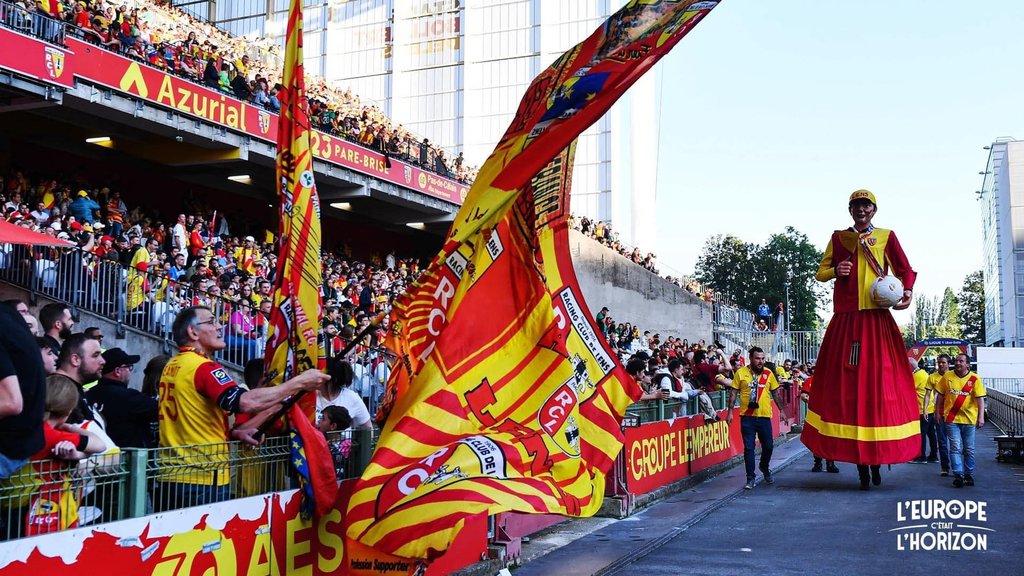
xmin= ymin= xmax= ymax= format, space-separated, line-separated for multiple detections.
xmin=250 ymin=313 xmax=385 ymax=437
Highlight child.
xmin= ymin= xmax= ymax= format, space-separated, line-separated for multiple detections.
xmin=318 ymin=406 xmax=353 ymax=480
xmin=25 ymin=377 xmax=106 ymax=535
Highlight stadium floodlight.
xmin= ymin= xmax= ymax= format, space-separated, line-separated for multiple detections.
xmin=330 ymin=202 xmax=352 ymax=211
xmin=406 ymin=222 xmax=426 ymax=230
xmin=85 ymin=136 xmax=111 ymax=143
xmin=227 ymin=175 xmax=251 ymax=183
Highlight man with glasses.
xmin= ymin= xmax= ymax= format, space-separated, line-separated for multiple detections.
xmin=88 ymin=348 xmax=157 ymax=449
xmin=933 ymin=353 xmax=986 ymax=488
xmin=154 ymin=306 xmax=329 ymax=511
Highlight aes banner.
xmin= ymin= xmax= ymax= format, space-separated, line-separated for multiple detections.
xmin=0 ymin=482 xmax=485 ymax=575
xmin=624 ymin=411 xmax=743 ymax=495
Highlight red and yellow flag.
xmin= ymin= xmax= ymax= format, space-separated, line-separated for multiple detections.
xmin=264 ymin=0 xmax=336 ymax=516
xmin=347 ymin=0 xmax=722 ymax=560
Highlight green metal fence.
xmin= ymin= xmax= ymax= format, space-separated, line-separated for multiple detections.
xmin=0 ymin=429 xmax=379 ymax=541
xmin=624 ymin=391 xmax=731 ymax=424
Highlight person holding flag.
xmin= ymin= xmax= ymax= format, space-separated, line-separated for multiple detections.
xmin=257 ymin=0 xmax=338 ymax=518
xmin=155 ymin=306 xmax=327 ymax=512
xmin=801 ymin=190 xmax=918 ymax=490
xmin=933 ymin=353 xmax=986 ymax=488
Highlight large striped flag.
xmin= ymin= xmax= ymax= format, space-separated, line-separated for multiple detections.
xmin=263 ymin=0 xmax=336 ymax=517
xmin=347 ymin=0 xmax=723 ymax=560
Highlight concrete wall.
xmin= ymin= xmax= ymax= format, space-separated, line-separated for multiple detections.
xmin=569 ymin=230 xmax=713 ymax=342
xmin=1 ymin=283 xmax=174 ymax=391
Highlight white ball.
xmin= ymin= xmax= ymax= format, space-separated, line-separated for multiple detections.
xmin=870 ymin=275 xmax=904 ymax=308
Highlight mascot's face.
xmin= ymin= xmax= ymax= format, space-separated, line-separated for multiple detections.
xmin=848 ymin=199 xmax=876 ymax=230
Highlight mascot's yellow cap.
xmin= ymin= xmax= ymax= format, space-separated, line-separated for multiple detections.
xmin=849 ymin=189 xmax=876 ymax=206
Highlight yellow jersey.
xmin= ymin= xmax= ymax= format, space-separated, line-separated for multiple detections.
xmin=934 ymin=371 xmax=986 ymax=425
xmin=913 ymin=368 xmax=934 ymax=414
xmin=730 ymin=366 xmax=780 ymax=418
xmin=157 ymin=349 xmax=240 ymax=485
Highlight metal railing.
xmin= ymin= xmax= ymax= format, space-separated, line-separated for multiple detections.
xmin=0 ymin=451 xmax=126 ymax=540
xmin=987 ymin=389 xmax=1024 ymax=436
xmin=714 ymin=328 xmax=822 ymax=364
xmin=0 ymin=429 xmax=377 ymax=541
xmin=984 ymin=378 xmax=1024 ymax=397
xmin=625 ymin=391 xmax=730 ymax=424
xmin=0 ymin=0 xmax=66 ymax=45
xmin=3 ymin=243 xmax=392 ymax=363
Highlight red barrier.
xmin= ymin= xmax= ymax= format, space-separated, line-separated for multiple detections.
xmin=622 ymin=409 xmax=743 ymax=495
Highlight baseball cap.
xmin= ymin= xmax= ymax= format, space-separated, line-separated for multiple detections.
xmin=849 ymin=189 xmax=877 ymax=207
xmin=244 ymin=235 xmax=255 ymax=242
xmin=77 ymin=190 xmax=88 ymax=197
xmin=101 ymin=347 xmax=141 ymax=373
xmin=70 ymin=222 xmax=84 ymax=232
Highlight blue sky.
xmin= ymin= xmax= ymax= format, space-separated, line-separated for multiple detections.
xmin=651 ymin=0 xmax=1024 ymax=322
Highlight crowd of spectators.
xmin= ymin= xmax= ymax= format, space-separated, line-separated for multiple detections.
xmin=1 ymin=168 xmax=418 ymax=401
xmin=4 ymin=0 xmax=477 ymax=183
xmin=0 ymin=164 xmax=438 ymax=536
xmin=594 ymin=304 xmax=813 ymax=415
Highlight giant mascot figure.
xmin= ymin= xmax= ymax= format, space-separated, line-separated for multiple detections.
xmin=801 ymin=190 xmax=920 ymax=490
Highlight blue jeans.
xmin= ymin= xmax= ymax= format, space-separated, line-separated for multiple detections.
xmin=740 ymin=416 xmax=774 ymax=480
xmin=154 ymin=482 xmax=231 ymax=512
xmin=936 ymin=416 xmax=950 ymax=470
xmin=0 ymin=453 xmax=28 ymax=480
xmin=920 ymin=414 xmax=938 ymax=459
xmin=945 ymin=422 xmax=976 ymax=477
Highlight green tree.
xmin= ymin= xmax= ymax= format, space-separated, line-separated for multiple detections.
xmin=933 ymin=287 xmax=963 ymax=338
xmin=902 ymin=293 xmax=939 ymax=347
xmin=957 ymin=270 xmax=985 ymax=344
xmin=751 ymin=227 xmax=825 ymax=331
xmin=694 ymin=234 xmax=756 ymax=305
xmin=694 ymin=228 xmax=824 ymax=331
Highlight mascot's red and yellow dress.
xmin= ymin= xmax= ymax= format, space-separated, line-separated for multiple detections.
xmin=801 ymin=221 xmax=920 ymax=465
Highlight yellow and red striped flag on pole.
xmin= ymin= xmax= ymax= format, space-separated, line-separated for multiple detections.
xmin=347 ymin=0 xmax=723 ymax=560
xmin=263 ymin=0 xmax=336 ymax=517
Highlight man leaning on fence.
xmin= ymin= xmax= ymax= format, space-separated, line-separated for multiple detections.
xmin=154 ymin=306 xmax=329 ymax=512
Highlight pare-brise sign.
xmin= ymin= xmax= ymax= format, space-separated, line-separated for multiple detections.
xmin=624 ymin=411 xmax=742 ymax=494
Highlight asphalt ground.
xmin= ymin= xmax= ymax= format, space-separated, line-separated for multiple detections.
xmin=510 ymin=426 xmax=1023 ymax=576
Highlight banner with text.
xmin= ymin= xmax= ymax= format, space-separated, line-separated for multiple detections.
xmin=0 ymin=484 xmax=484 ymax=576
xmin=624 ymin=410 xmax=742 ymax=495
xmin=0 ymin=28 xmax=467 ymax=205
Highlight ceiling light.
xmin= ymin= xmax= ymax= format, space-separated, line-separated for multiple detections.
xmin=85 ymin=136 xmax=111 ymax=143
xmin=406 ymin=222 xmax=426 ymax=230
xmin=228 ymin=175 xmax=251 ymax=183
xmin=330 ymin=202 xmax=352 ymax=211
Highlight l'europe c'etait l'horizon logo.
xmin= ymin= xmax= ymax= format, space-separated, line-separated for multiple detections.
xmin=891 ymin=499 xmax=994 ymax=551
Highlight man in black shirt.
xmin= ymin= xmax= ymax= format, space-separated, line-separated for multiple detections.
xmin=87 ymin=348 xmax=158 ymax=448
xmin=0 ymin=302 xmax=46 ymax=479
